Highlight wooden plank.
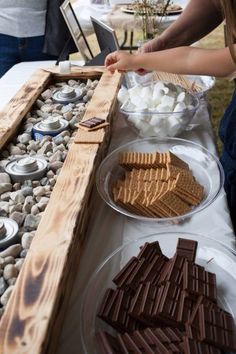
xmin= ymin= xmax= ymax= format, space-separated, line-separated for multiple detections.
xmin=0 ymin=69 xmax=121 ymax=354
xmin=75 ymin=70 xmax=122 ymax=144
xmin=44 ymin=65 xmax=105 ymax=80
xmin=0 ymin=69 xmax=51 ymax=150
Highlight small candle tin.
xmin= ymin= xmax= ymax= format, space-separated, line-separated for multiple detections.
xmin=5 ymin=156 xmax=47 ymax=182
xmin=0 ymin=217 xmax=19 ymax=249
xmin=32 ymin=116 xmax=69 ymax=140
xmin=52 ymin=85 xmax=83 ymax=104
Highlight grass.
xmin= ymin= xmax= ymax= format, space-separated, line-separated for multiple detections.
xmin=73 ymin=23 xmax=234 ymax=153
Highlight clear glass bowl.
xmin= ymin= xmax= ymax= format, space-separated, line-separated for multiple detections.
xmin=80 ymin=232 xmax=236 ymax=354
xmin=96 ymin=137 xmax=224 ymax=224
xmin=120 ymin=83 xmax=200 ymax=138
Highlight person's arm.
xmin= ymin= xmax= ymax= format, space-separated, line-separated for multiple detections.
xmin=105 ymin=46 xmax=236 ymax=77
xmin=141 ymin=0 xmax=223 ymax=52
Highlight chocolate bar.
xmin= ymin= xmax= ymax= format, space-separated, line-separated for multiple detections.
xmin=183 ymin=336 xmax=222 ymax=354
xmin=183 ymin=262 xmax=217 ymax=301
xmin=97 ymin=237 xmax=236 ymax=354
xmin=137 ymin=241 xmax=163 ymax=261
xmin=176 ymin=238 xmax=198 ymax=262
xmin=79 ymin=117 xmax=105 ymax=128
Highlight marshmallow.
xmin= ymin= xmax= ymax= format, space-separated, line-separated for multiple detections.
xmin=117 ymin=86 xmax=128 ymax=104
xmin=59 ymin=61 xmax=71 ymax=74
xmin=173 ymin=102 xmax=187 ymax=112
xmin=161 ymin=95 xmax=176 ymax=111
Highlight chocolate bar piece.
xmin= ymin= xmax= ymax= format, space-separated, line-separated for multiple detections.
xmin=137 ymin=241 xmax=163 ymax=261
xmin=79 ymin=117 xmax=105 ymax=128
xmin=183 ymin=262 xmax=217 ymax=301
xmin=176 ymin=238 xmax=198 ymax=262
xmin=159 ymin=254 xmax=187 ymax=286
xmin=177 ymin=291 xmax=198 ymax=325
xmin=183 ymin=336 xmax=222 ymax=354
xmin=199 ymin=304 xmax=236 ymax=351
xmin=98 ymin=288 xmax=142 ymax=333
xmin=97 ymin=327 xmax=184 ymax=354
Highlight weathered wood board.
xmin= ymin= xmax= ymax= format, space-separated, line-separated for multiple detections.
xmin=0 ymin=66 xmax=122 ymax=354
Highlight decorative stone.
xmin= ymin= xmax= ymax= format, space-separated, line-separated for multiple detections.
xmin=63 ymin=111 xmax=73 ymax=121
xmin=24 ymin=214 xmax=41 ymax=231
xmin=53 ymin=136 xmax=65 ymax=146
xmin=3 ymin=264 xmax=18 ymax=280
xmin=3 ymin=256 xmax=15 ymax=266
xmin=53 ymin=144 xmax=66 ymax=153
xmin=49 ymin=151 xmax=62 ymax=163
xmin=10 ymin=211 xmax=25 ymax=226
xmin=21 ymin=186 xmax=33 ymax=197
xmin=15 ymin=259 xmax=24 ymax=272
xmin=10 ymin=190 xmax=25 ymax=204
xmin=0 ymin=173 xmax=11 ymax=184
xmin=23 ymin=196 xmax=35 ymax=214
xmin=0 ymin=285 xmax=14 ymax=306
xmin=0 ymin=201 xmax=9 ymax=215
xmin=33 ymin=186 xmax=46 ymax=197
xmin=0 ymin=277 xmax=7 ymax=296
xmin=20 ymin=249 xmax=28 ymax=258
xmin=41 ymin=89 xmax=52 ymax=100
xmin=48 ymin=161 xmax=63 ymax=172
xmin=13 ymin=182 xmax=21 ymax=191
xmin=31 ymin=205 xmax=40 ymax=215
xmin=8 ymin=277 xmax=17 ymax=286
xmin=38 ymin=141 xmax=53 ymax=155
xmin=17 ymin=133 xmax=31 ymax=144
xmin=41 ymin=104 xmax=53 ymax=113
xmin=46 ymin=170 xmax=54 ymax=179
xmin=32 ymin=181 xmax=40 ymax=188
xmin=0 ymin=191 xmax=11 ymax=201
xmin=27 ymin=141 xmax=40 ymax=152
xmin=0 ymin=183 xmax=12 ymax=195
xmin=9 ymin=146 xmax=23 ymax=155
xmin=36 ymin=99 xmax=44 ymax=109
xmin=9 ymin=203 xmax=23 ymax=213
xmin=0 ymin=244 xmax=22 ymax=258
xmin=21 ymin=232 xmax=34 ymax=249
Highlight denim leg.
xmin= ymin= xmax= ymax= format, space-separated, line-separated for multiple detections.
xmin=0 ymin=34 xmax=21 ymax=78
xmin=19 ymin=36 xmax=57 ymax=62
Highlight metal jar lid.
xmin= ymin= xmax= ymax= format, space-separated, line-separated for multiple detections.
xmin=33 ymin=116 xmax=69 ymax=134
xmin=0 ymin=217 xmax=19 ymax=249
xmin=52 ymin=85 xmax=83 ymax=104
xmin=5 ymin=156 xmax=47 ymax=182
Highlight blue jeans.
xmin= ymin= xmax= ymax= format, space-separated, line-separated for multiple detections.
xmin=0 ymin=34 xmax=57 ymax=78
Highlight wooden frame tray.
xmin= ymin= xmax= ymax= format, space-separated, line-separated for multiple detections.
xmin=0 ymin=66 xmax=121 ymax=354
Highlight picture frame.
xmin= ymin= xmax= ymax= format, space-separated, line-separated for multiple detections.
xmin=60 ymin=0 xmax=94 ymax=62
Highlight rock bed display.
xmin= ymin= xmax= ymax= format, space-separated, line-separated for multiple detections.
xmin=0 ymin=78 xmax=99 ymax=318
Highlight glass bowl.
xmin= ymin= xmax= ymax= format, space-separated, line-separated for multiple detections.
xmin=80 ymin=232 xmax=236 ymax=354
xmin=96 ymin=137 xmax=224 ymax=224
xmin=119 ymin=82 xmax=200 ymax=138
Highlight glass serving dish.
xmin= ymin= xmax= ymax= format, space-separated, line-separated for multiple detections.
xmin=119 ymin=82 xmax=200 ymax=138
xmin=96 ymin=137 xmax=224 ymax=224
xmin=80 ymin=232 xmax=236 ymax=354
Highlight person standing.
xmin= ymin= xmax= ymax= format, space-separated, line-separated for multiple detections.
xmin=0 ymin=0 xmax=76 ymax=78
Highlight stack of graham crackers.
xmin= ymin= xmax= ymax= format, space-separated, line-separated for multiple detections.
xmin=113 ymin=151 xmax=204 ymax=218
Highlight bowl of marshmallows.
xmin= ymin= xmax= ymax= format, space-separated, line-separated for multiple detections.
xmin=118 ymin=81 xmax=200 ymax=138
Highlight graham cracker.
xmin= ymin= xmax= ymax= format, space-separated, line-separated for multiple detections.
xmin=74 ymin=128 xmax=105 ymax=144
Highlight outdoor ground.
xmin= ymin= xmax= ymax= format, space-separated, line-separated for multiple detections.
xmin=75 ymin=23 xmax=234 ymax=153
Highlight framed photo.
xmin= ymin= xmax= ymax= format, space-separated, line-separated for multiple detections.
xmin=60 ymin=0 xmax=94 ymax=61
xmin=90 ymin=16 xmax=119 ymax=53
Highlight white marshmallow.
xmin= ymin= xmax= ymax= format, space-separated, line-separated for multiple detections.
xmin=156 ymin=104 xmax=172 ymax=113
xmin=173 ymin=102 xmax=186 ymax=112
xmin=177 ymin=92 xmax=186 ymax=103
xmin=117 ymin=86 xmax=128 ymax=104
xmin=161 ymin=95 xmax=175 ymax=111
xmin=59 ymin=61 xmax=71 ymax=74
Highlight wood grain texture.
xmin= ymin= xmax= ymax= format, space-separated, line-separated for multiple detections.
xmin=0 ymin=68 xmax=121 ymax=354
xmin=0 ymin=69 xmax=51 ymax=150
xmin=75 ymin=70 xmax=122 ymax=144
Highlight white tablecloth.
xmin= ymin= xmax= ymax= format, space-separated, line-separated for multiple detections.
xmin=0 ymin=62 xmax=235 ymax=354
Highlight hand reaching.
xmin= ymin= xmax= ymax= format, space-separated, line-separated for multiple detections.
xmin=105 ymin=51 xmax=141 ymax=73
